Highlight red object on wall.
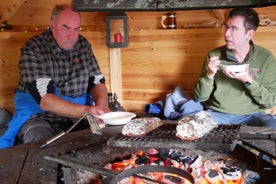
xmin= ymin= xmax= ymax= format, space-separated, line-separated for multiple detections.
xmin=114 ymin=33 xmax=122 ymax=43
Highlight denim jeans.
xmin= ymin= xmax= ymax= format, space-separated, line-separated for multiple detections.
xmin=206 ymin=110 xmax=276 ymax=129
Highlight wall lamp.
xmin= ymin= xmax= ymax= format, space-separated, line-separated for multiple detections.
xmin=105 ymin=12 xmax=129 ymax=48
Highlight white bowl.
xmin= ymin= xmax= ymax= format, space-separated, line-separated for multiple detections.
xmin=98 ymin=111 xmax=136 ymax=125
xmin=219 ymin=64 xmax=247 ymax=73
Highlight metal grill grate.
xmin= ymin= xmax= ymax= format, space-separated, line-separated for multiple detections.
xmin=107 ymin=124 xmax=241 ymax=152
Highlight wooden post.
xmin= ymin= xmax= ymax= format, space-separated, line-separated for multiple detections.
xmin=109 ymin=48 xmax=123 ymax=105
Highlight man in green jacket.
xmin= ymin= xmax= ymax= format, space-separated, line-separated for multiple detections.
xmin=194 ymin=8 xmax=276 ymax=129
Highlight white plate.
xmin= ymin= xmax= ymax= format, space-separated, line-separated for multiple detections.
xmin=219 ymin=64 xmax=247 ymax=73
xmin=98 ymin=111 xmax=136 ymax=125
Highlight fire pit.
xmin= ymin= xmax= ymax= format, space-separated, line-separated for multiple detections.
xmin=44 ymin=123 xmax=275 ymax=184
xmin=46 ymin=145 xmax=268 ymax=184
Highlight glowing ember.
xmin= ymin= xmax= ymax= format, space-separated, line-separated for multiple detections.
xmin=103 ymin=148 xmax=260 ymax=184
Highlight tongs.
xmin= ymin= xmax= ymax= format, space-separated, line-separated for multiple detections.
xmin=40 ymin=113 xmax=102 ymax=149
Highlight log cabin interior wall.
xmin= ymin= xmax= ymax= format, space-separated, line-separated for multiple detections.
xmin=1 ymin=1 xmax=276 ymax=113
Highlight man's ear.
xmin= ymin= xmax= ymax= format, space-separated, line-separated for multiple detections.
xmin=247 ymin=30 xmax=255 ymax=40
xmin=49 ymin=20 xmax=54 ymax=30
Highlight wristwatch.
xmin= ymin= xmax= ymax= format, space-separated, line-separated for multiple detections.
xmin=244 ymin=81 xmax=252 ymax=86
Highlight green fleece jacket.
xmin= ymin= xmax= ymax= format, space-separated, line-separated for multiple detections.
xmin=194 ymin=41 xmax=276 ymax=115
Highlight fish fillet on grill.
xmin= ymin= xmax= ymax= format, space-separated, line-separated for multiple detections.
xmin=176 ymin=111 xmax=218 ymax=140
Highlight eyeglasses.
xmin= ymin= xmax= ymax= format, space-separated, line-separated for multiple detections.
xmin=221 ymin=24 xmax=245 ymax=33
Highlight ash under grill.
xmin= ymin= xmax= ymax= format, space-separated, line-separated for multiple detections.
xmin=107 ymin=124 xmax=241 ymax=152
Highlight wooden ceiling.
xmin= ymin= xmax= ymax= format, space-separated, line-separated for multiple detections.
xmin=1 ymin=0 xmax=56 ymax=25
xmin=0 ymin=0 xmax=106 ymax=31
xmin=1 ymin=0 xmax=276 ymax=31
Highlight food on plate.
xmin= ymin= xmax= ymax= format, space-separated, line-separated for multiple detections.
xmin=176 ymin=111 xmax=218 ymax=140
xmin=122 ymin=117 xmax=163 ymax=136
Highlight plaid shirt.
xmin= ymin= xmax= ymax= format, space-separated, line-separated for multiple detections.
xmin=17 ymin=29 xmax=105 ymax=122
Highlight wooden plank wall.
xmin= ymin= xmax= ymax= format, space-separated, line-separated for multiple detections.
xmin=122 ymin=26 xmax=276 ymax=112
xmin=122 ymin=28 xmax=224 ymax=112
xmin=1 ymin=4 xmax=276 ymax=113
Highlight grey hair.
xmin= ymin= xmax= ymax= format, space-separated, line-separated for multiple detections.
xmin=50 ymin=4 xmax=80 ymax=21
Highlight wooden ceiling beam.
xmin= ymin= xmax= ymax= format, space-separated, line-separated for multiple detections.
xmin=0 ymin=0 xmax=26 ymax=23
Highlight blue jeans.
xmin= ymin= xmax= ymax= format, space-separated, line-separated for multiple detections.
xmin=206 ymin=110 xmax=276 ymax=129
